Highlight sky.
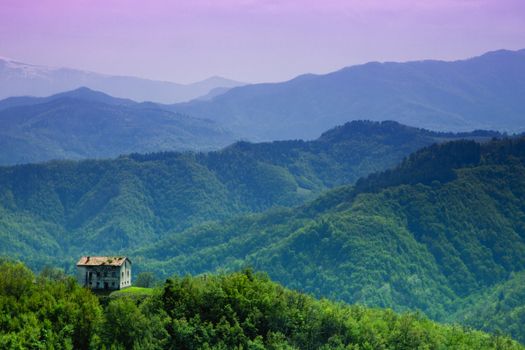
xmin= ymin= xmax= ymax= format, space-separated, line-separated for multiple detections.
xmin=1 ymin=0 xmax=524 ymax=84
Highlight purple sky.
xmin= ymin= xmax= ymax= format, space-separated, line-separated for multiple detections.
xmin=1 ymin=0 xmax=524 ymax=83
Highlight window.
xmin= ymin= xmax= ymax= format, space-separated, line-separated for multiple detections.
xmin=121 ymin=271 xmax=124 ymax=278
xmin=104 ymin=271 xmax=108 ymax=277
xmin=112 ymin=271 xmax=116 ymax=277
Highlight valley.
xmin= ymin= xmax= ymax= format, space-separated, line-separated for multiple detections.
xmin=1 ymin=35 xmax=524 ymax=347
xmin=1 ymin=123 xmax=524 ymax=343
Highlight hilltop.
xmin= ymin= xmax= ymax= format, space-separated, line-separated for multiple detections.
xmin=1 ymin=261 xmax=521 ymax=349
xmin=0 ymin=88 xmax=234 ymax=165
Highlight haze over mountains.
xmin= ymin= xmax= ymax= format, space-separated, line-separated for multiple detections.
xmin=0 ymin=88 xmax=234 ymax=165
xmin=172 ymin=49 xmax=525 ymax=140
xmin=1 ymin=48 xmax=524 ymax=165
xmin=2 ymin=48 xmax=525 ymax=345
xmin=0 ymin=56 xmax=245 ymax=103
xmin=3 ymin=0 xmax=525 ymax=344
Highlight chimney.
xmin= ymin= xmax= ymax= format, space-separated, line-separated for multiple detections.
xmin=86 ymin=256 xmax=90 ymax=263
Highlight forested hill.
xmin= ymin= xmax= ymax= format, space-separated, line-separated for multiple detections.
xmin=0 ymin=121 xmax=495 ymax=267
xmin=0 ymin=87 xmax=235 ymax=165
xmin=135 ymin=136 xmax=525 ymax=342
xmin=1 ymin=261 xmax=522 ymax=349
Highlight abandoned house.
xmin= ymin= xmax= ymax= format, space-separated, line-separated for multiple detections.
xmin=76 ymin=256 xmax=132 ymax=290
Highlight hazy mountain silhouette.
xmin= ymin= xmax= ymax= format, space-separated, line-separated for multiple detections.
xmin=0 ymin=57 xmax=245 ymax=103
xmin=171 ymin=49 xmax=525 ymax=140
xmin=0 ymin=88 xmax=234 ymax=164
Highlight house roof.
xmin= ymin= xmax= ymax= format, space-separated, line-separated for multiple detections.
xmin=76 ymin=256 xmax=130 ymax=266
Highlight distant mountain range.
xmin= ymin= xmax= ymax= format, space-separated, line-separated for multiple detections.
xmin=0 ymin=87 xmax=235 ymax=165
xmin=0 ymin=85 xmax=503 ymax=166
xmin=170 ymin=49 xmax=525 ymax=140
xmin=0 ymin=56 xmax=245 ymax=103
xmin=1 ymin=49 xmax=523 ymax=160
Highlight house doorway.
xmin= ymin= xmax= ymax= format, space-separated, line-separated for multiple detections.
xmin=104 ymin=282 xmax=109 ymax=290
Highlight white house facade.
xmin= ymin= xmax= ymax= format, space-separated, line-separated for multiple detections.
xmin=76 ymin=256 xmax=132 ymax=290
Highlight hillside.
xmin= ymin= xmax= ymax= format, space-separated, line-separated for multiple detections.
xmin=0 ymin=88 xmax=234 ymax=164
xmin=450 ymin=271 xmax=525 ymax=344
xmin=1 ymin=124 xmax=522 ymax=340
xmin=171 ymin=49 xmax=525 ymax=140
xmin=134 ymin=137 xmax=525 ymax=338
xmin=0 ymin=86 xmax=137 ymax=111
xmin=0 ymin=121 xmax=496 ymax=268
xmin=0 ymin=57 xmax=244 ymax=103
xmin=1 ymin=261 xmax=521 ymax=349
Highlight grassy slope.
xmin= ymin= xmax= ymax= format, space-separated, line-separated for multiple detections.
xmin=110 ymin=286 xmax=155 ymax=297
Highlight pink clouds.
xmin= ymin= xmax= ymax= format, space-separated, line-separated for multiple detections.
xmin=0 ymin=0 xmax=524 ymax=83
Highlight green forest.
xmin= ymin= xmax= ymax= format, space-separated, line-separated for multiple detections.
xmin=0 ymin=121 xmax=494 ymax=268
xmin=1 ymin=123 xmax=524 ymax=345
xmin=1 ymin=260 xmax=522 ymax=350
xmin=133 ymin=136 xmax=525 ymax=342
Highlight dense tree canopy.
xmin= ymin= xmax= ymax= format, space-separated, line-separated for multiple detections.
xmin=1 ymin=128 xmax=523 ymax=345
xmin=0 ymin=261 xmax=102 ymax=349
xmin=0 ymin=121 xmax=493 ymax=269
xmin=135 ymin=137 xmax=525 ymax=341
xmin=0 ymin=262 xmax=522 ymax=349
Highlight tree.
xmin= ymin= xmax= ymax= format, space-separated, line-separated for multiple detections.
xmin=135 ymin=272 xmax=157 ymax=288
xmin=102 ymin=297 xmax=157 ymax=349
xmin=0 ymin=261 xmax=33 ymax=299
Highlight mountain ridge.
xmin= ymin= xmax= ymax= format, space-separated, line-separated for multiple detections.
xmin=170 ymin=48 xmax=525 ymax=140
xmin=0 ymin=57 xmax=245 ymax=103
xmin=0 ymin=90 xmax=235 ymax=165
